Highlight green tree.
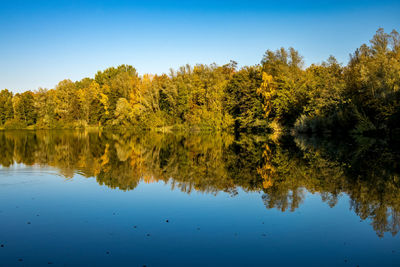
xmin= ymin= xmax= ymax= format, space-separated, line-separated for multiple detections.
xmin=259 ymin=47 xmax=308 ymax=127
xmin=0 ymin=89 xmax=14 ymax=125
xmin=345 ymin=28 xmax=400 ymax=133
xmin=34 ymin=88 xmax=57 ymax=128
xmin=54 ymin=79 xmax=80 ymax=122
xmin=224 ymin=66 xmax=265 ymax=132
xmin=12 ymin=91 xmax=37 ymax=125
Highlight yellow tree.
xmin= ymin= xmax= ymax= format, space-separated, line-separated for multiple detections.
xmin=257 ymin=143 xmax=276 ymax=189
xmin=257 ymin=72 xmax=275 ymax=118
xmin=77 ymin=81 xmax=101 ymax=123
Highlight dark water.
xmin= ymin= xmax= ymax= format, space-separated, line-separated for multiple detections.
xmin=0 ymin=130 xmax=399 ymax=266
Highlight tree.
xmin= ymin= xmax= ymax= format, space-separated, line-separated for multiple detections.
xmin=95 ymin=65 xmax=139 ymax=122
xmin=345 ymin=28 xmax=400 ymax=132
xmin=113 ymin=98 xmax=135 ymax=127
xmin=259 ymin=47 xmax=308 ymax=127
xmin=0 ymin=89 xmax=14 ymax=125
xmin=54 ymin=79 xmax=80 ymax=122
xmin=34 ymin=88 xmax=56 ymax=128
xmin=12 ymin=91 xmax=37 ymax=125
xmin=224 ymin=66 xmax=265 ymax=132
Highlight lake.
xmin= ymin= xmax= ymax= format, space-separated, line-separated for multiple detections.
xmin=0 ymin=130 xmax=399 ymax=266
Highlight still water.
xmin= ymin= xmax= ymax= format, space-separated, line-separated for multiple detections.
xmin=0 ymin=130 xmax=399 ymax=266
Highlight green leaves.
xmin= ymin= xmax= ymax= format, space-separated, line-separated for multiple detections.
xmin=0 ymin=28 xmax=399 ymax=135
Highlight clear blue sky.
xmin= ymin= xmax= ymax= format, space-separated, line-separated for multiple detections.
xmin=1 ymin=0 xmax=399 ymax=92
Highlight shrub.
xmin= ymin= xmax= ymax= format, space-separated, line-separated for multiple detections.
xmin=3 ymin=119 xmax=27 ymax=129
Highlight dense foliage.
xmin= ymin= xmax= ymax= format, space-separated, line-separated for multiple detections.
xmin=1 ymin=29 xmax=399 ymax=136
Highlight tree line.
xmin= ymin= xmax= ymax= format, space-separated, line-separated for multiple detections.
xmin=1 ymin=28 xmax=399 ymax=136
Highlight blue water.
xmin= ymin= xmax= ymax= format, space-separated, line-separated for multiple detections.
xmin=0 ymin=164 xmax=399 ymax=266
xmin=0 ymin=130 xmax=399 ymax=266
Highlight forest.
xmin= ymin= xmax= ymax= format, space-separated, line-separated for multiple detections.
xmin=1 ymin=28 xmax=399 ymax=137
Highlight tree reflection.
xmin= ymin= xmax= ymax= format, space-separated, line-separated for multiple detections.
xmin=0 ymin=130 xmax=399 ymax=237
xmin=260 ymin=135 xmax=400 ymax=237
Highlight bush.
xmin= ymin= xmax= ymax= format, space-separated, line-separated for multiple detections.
xmin=3 ymin=119 xmax=27 ymax=129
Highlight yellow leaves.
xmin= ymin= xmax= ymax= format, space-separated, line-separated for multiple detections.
xmin=99 ymin=93 xmax=109 ymax=115
xmin=114 ymin=97 xmax=137 ymax=126
xmin=257 ymin=163 xmax=275 ymax=189
xmin=139 ymin=74 xmax=161 ymax=112
xmin=257 ymin=144 xmax=276 ymax=189
xmin=141 ymin=74 xmax=154 ymax=88
xmin=120 ymin=74 xmax=155 ymax=116
xmin=89 ymin=81 xmax=100 ymax=94
xmin=76 ymin=89 xmax=85 ymax=103
xmin=129 ymin=146 xmax=144 ymax=168
xmin=263 ymin=177 xmax=273 ymax=189
xmin=143 ymin=175 xmax=155 ymax=184
xmin=260 ymin=72 xmax=274 ymax=91
xmin=257 ymin=72 xmax=275 ymax=118
xmin=129 ymin=91 xmax=140 ymax=106
xmin=100 ymin=144 xmax=110 ymax=167
xmin=97 ymin=143 xmax=111 ymax=174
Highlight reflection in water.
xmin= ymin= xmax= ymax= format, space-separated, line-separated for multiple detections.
xmin=0 ymin=130 xmax=399 ymax=237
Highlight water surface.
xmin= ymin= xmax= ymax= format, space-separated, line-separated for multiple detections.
xmin=0 ymin=130 xmax=399 ymax=266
